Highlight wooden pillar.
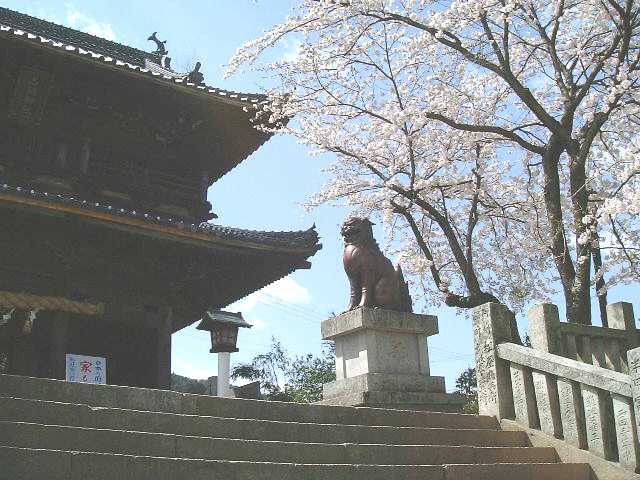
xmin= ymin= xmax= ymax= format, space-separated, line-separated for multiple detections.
xmin=7 ymin=310 xmax=37 ymax=376
xmin=3 ymin=309 xmax=69 ymax=379
xmin=156 ymin=307 xmax=173 ymax=390
xmin=47 ymin=312 xmax=68 ymax=380
xmin=0 ymin=308 xmax=11 ymax=373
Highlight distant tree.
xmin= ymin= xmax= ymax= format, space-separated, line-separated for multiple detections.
xmin=231 ymin=337 xmax=290 ymax=399
xmin=455 ymin=367 xmax=477 ymax=396
xmin=170 ymin=373 xmax=206 ymax=395
xmin=286 ymin=344 xmax=336 ymax=403
xmin=232 ymin=337 xmax=335 ymax=403
xmin=455 ymin=366 xmax=478 ymax=414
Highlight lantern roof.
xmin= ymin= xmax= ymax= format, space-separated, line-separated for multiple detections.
xmin=199 ymin=310 xmax=252 ymax=329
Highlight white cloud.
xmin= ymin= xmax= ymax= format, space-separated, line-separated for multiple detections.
xmin=64 ymin=4 xmax=116 ymax=41
xmin=267 ymin=276 xmax=312 ymax=304
xmin=246 ymin=315 xmax=267 ymax=330
xmin=228 ymin=276 xmax=312 ymax=316
xmin=172 ymin=358 xmax=215 ymax=380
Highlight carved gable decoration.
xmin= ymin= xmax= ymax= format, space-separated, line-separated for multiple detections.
xmin=8 ymin=66 xmax=52 ymax=126
xmin=151 ymin=113 xmax=204 ymax=146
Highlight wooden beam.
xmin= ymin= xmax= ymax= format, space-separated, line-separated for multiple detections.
xmin=0 ymin=291 xmax=104 ymax=316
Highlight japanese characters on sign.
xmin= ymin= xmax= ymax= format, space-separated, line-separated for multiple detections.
xmin=65 ymin=354 xmax=106 ymax=384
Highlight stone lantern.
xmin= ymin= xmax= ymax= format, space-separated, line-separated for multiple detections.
xmin=197 ymin=310 xmax=251 ymax=398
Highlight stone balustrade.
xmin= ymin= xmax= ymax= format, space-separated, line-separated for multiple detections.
xmin=474 ymin=302 xmax=640 ymax=474
xmin=529 ymin=302 xmax=639 ymax=373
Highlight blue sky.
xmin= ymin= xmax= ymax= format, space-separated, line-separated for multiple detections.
xmin=5 ymin=0 xmax=638 ymax=391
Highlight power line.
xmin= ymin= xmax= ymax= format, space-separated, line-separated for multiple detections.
xmin=256 ymin=295 xmax=331 ymax=324
xmin=252 ymin=298 xmax=323 ymax=326
xmin=262 ymin=293 xmax=328 ymax=321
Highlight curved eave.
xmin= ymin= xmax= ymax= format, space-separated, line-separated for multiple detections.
xmin=0 ymin=24 xmax=275 ymax=183
xmin=0 ymin=190 xmax=321 ymax=257
xmin=0 ymin=24 xmax=266 ymax=109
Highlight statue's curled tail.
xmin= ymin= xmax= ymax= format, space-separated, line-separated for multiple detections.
xmin=395 ymin=264 xmax=412 ymax=313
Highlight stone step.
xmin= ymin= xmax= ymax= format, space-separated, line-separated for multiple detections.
xmin=0 ymin=397 xmax=529 ymax=446
xmin=1 ymin=447 xmax=592 ymax=480
xmin=0 ymin=421 xmax=557 ymax=465
xmin=0 ymin=374 xmax=495 ymax=429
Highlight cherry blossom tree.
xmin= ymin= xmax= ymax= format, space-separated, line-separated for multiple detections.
xmin=227 ymin=0 xmax=640 ymax=323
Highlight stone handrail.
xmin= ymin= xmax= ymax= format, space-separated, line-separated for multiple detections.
xmin=474 ymin=303 xmax=640 ymax=474
xmin=497 ymin=343 xmax=632 ymax=397
xmin=529 ymin=303 xmax=639 ymax=374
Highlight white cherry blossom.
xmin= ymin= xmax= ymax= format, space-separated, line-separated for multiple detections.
xmin=228 ymin=0 xmax=640 ymax=323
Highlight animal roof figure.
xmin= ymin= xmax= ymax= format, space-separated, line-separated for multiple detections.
xmin=147 ymin=32 xmax=167 ymax=56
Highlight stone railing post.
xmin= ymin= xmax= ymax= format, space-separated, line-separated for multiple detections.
xmin=629 ymin=347 xmax=640 ymax=471
xmin=528 ymin=304 xmax=563 ymax=438
xmin=608 ymin=302 xmax=637 ymax=372
xmin=473 ymin=303 xmax=515 ymax=420
xmin=528 ymin=303 xmax=561 ymax=355
xmin=607 ymin=302 xmax=636 ymax=331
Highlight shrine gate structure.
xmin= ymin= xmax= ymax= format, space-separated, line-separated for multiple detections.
xmin=0 ymin=7 xmax=321 ymax=389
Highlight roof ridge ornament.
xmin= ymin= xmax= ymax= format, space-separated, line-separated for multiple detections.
xmin=187 ymin=62 xmax=204 ymax=85
xmin=147 ymin=31 xmax=171 ymax=69
xmin=145 ymin=32 xmax=204 ymax=84
xmin=147 ymin=31 xmax=167 ymax=56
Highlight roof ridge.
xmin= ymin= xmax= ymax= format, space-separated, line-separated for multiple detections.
xmin=203 ymin=223 xmax=318 ymax=236
xmin=0 ymin=6 xmax=267 ymax=105
xmin=0 ymin=183 xmax=321 ymax=252
xmin=0 ymin=6 xmax=151 ymax=65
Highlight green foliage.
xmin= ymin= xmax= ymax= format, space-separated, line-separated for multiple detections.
xmin=231 ymin=337 xmax=290 ymax=399
xmin=170 ymin=373 xmax=207 ymax=394
xmin=231 ymin=337 xmax=335 ymax=403
xmin=455 ymin=367 xmax=478 ymax=414
xmin=455 ymin=367 xmax=477 ymax=396
xmin=286 ymin=345 xmax=336 ymax=403
xmin=462 ymin=396 xmax=479 ymax=414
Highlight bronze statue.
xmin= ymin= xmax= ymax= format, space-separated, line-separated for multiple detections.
xmin=341 ymin=217 xmax=412 ymax=312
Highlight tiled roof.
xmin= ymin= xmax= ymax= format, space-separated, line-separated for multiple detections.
xmin=0 ymin=6 xmax=150 ymax=66
xmin=0 ymin=6 xmax=265 ymax=106
xmin=0 ymin=183 xmax=321 ymax=253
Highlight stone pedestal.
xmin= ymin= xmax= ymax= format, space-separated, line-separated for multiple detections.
xmin=318 ymin=308 xmax=466 ymax=412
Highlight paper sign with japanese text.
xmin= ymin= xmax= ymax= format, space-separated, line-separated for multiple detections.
xmin=65 ymin=354 xmax=106 ymax=384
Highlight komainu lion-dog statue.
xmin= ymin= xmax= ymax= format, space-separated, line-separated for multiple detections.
xmin=341 ymin=217 xmax=412 ymax=313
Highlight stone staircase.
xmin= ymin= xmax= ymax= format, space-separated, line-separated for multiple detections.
xmin=0 ymin=374 xmax=592 ymax=479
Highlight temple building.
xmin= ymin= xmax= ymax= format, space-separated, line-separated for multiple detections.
xmin=0 ymin=7 xmax=321 ymax=389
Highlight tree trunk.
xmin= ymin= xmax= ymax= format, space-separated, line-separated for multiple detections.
xmin=568 ymin=154 xmax=592 ymax=325
xmin=567 ymin=275 xmax=592 ymax=325
xmin=542 ymin=138 xmax=577 ymax=320
xmin=592 ymin=245 xmax=608 ymax=327
xmin=444 ymin=291 xmax=500 ymax=309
